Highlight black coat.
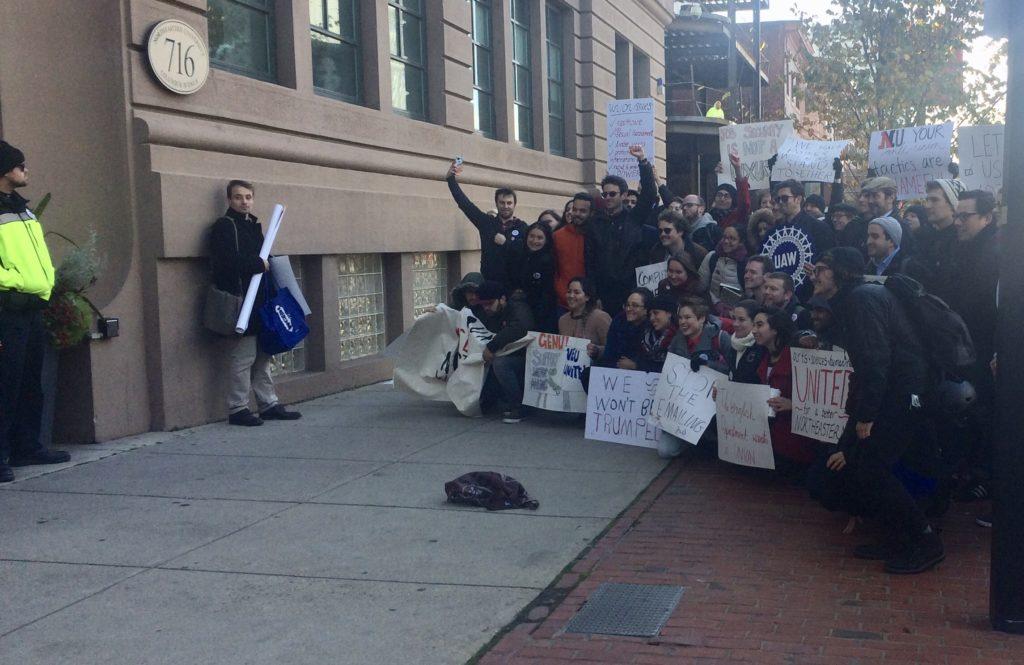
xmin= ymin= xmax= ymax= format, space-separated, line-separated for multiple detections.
xmin=447 ymin=176 xmax=528 ymax=284
xmin=506 ymin=244 xmax=557 ymax=333
xmin=945 ymin=223 xmax=999 ymax=364
xmin=479 ymin=293 xmax=535 ymax=353
xmin=209 ymin=208 xmax=270 ymax=335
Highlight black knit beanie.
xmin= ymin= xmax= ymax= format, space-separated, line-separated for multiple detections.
xmin=0 ymin=141 xmax=25 ymax=176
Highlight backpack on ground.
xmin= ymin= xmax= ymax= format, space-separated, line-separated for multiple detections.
xmin=444 ymin=471 xmax=539 ymax=511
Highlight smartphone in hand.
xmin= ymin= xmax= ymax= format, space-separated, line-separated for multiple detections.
xmin=454 ymin=155 xmax=464 ymax=167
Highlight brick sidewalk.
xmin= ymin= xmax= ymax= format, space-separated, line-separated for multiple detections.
xmin=479 ymin=455 xmax=1024 ymax=664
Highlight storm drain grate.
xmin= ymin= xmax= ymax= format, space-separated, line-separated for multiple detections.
xmin=564 ymin=583 xmax=685 ymax=637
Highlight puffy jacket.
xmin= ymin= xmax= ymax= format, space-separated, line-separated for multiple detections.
xmin=667 ymin=322 xmax=728 ymax=373
xmin=0 ymin=191 xmax=55 ymax=301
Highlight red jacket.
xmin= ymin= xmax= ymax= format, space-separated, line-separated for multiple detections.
xmin=716 ymin=176 xmax=751 ymax=229
xmin=757 ymin=346 xmax=819 ymax=466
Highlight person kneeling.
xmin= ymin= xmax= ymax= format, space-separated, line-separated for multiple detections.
xmin=476 ymin=281 xmax=534 ymax=424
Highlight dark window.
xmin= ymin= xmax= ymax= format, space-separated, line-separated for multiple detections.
xmin=632 ymin=49 xmax=650 ymax=99
xmin=614 ymin=35 xmax=630 ymax=100
xmin=311 ymin=0 xmax=361 ymax=103
xmin=208 ymin=0 xmax=276 ymax=82
xmin=511 ymin=0 xmax=532 ymax=147
xmin=471 ymin=0 xmax=495 ymax=137
xmin=388 ymin=0 xmax=428 ymax=119
xmin=545 ymin=3 xmax=566 ymax=155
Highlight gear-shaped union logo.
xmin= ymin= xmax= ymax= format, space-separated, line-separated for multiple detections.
xmin=761 ymin=226 xmax=815 ymax=285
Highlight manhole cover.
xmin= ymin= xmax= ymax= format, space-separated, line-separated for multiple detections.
xmin=564 ymin=583 xmax=684 ymax=637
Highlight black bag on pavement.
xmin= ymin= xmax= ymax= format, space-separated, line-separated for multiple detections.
xmin=444 ymin=472 xmax=539 ymax=511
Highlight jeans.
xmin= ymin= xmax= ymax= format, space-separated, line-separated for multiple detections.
xmin=489 ymin=351 xmax=526 ymax=407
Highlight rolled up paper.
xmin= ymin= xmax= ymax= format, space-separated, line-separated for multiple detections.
xmin=235 ymin=204 xmax=285 ymax=334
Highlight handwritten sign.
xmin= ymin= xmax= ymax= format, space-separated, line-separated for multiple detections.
xmin=772 ymin=138 xmax=851 ymax=183
xmin=651 ymin=353 xmax=724 ymax=444
xmin=523 ymin=333 xmax=591 ymax=413
xmin=869 ymin=122 xmax=953 ymax=200
xmin=606 ymin=98 xmax=656 ymax=181
xmin=790 ymin=348 xmax=852 ymax=444
xmin=959 ymin=125 xmax=1004 ymax=199
xmin=585 ymin=368 xmax=661 ymax=448
xmin=715 ymin=380 xmax=775 ymax=470
xmin=718 ymin=120 xmax=795 ymax=189
xmin=635 ymin=261 xmax=668 ymax=289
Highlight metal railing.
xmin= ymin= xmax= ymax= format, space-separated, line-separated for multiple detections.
xmin=665 ymin=82 xmax=756 ymax=123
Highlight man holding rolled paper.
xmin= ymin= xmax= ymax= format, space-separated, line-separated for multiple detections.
xmin=209 ymin=180 xmax=301 ymax=426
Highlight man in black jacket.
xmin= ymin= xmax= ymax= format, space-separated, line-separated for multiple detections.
xmin=209 ymin=180 xmax=301 ymax=426
xmin=446 ymin=162 xmax=528 ymax=285
xmin=815 ymin=247 xmax=944 ymax=574
xmin=920 ymin=178 xmax=965 ymax=303
xmin=476 ymin=281 xmax=534 ymax=424
xmin=764 ymin=179 xmax=836 ymax=302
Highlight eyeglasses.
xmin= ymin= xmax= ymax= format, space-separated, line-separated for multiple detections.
xmin=658 ymin=228 xmax=675 ymax=235
xmin=714 ymin=191 xmax=731 ymax=199
xmin=601 ymin=191 xmax=620 ymax=198
xmin=812 ymin=265 xmax=832 ymax=276
xmin=14 ymin=163 xmax=26 ymax=171
xmin=682 ymin=202 xmax=699 ymax=208
xmin=773 ymin=195 xmax=793 ymax=204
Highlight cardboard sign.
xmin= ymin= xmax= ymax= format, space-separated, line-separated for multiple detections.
xmin=585 ymin=368 xmax=661 ymax=448
xmin=760 ymin=225 xmax=817 ymax=285
xmin=790 ymin=348 xmax=852 ymax=444
xmin=606 ymin=98 xmax=656 ymax=182
xmin=523 ymin=333 xmax=591 ymax=413
xmin=718 ymin=120 xmax=795 ymax=189
xmin=771 ymin=138 xmax=851 ymax=183
xmin=635 ymin=261 xmax=668 ymax=289
xmin=651 ymin=353 xmax=724 ymax=445
xmin=959 ymin=125 xmax=1004 ymax=199
xmin=715 ymin=380 xmax=775 ymax=470
xmin=869 ymin=122 xmax=953 ymax=200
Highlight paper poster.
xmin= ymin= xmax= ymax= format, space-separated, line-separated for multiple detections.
xmin=715 ymin=380 xmax=775 ymax=470
xmin=606 ymin=98 xmax=656 ymax=182
xmin=718 ymin=120 xmax=795 ymax=189
xmin=958 ymin=125 xmax=1004 ymax=199
xmin=585 ymin=368 xmax=661 ymax=448
xmin=522 ymin=333 xmax=592 ymax=413
xmin=868 ymin=122 xmax=953 ymax=200
xmin=635 ymin=261 xmax=668 ymax=290
xmin=771 ymin=138 xmax=851 ymax=183
xmin=790 ymin=348 xmax=852 ymax=444
xmin=651 ymin=353 xmax=724 ymax=445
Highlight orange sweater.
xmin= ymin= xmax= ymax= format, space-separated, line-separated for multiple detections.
xmin=553 ymin=224 xmax=587 ymax=308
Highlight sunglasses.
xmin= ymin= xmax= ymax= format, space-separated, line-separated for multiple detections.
xmin=601 ymin=191 xmax=620 ymax=198
xmin=773 ymin=195 xmax=793 ymax=203
xmin=658 ymin=228 xmax=675 ymax=235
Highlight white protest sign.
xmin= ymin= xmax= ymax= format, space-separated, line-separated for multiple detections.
xmin=868 ymin=122 xmax=953 ymax=200
xmin=523 ymin=333 xmax=591 ymax=413
xmin=715 ymin=380 xmax=775 ymax=470
xmin=771 ymin=138 xmax=851 ymax=183
xmin=959 ymin=125 xmax=1004 ymax=199
xmin=606 ymin=98 xmax=656 ymax=182
xmin=790 ymin=348 xmax=852 ymax=444
xmin=651 ymin=353 xmax=724 ymax=445
xmin=635 ymin=261 xmax=668 ymax=289
xmin=585 ymin=368 xmax=661 ymax=448
xmin=718 ymin=120 xmax=795 ymax=189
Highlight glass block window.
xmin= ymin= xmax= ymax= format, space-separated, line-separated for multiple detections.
xmin=545 ymin=3 xmax=565 ymax=156
xmin=470 ymin=0 xmax=495 ymax=137
xmin=311 ymin=0 xmax=361 ymax=103
xmin=208 ymin=0 xmax=276 ymax=82
xmin=412 ymin=252 xmax=448 ymax=317
xmin=270 ymin=257 xmax=307 ymax=377
xmin=338 ymin=254 xmax=386 ymax=361
xmin=511 ymin=0 xmax=533 ymax=148
xmin=388 ymin=0 xmax=428 ymax=119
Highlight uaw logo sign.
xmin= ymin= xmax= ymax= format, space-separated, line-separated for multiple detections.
xmin=761 ymin=226 xmax=814 ymax=286
xmin=274 ymin=304 xmax=294 ymax=332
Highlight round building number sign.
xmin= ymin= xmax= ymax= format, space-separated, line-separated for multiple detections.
xmin=146 ymin=19 xmax=209 ymax=95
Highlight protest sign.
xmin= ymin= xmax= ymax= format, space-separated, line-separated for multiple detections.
xmin=635 ymin=261 xmax=668 ymax=289
xmin=959 ymin=125 xmax=1004 ymax=199
xmin=523 ymin=333 xmax=591 ymax=413
xmin=651 ymin=353 xmax=724 ymax=445
xmin=585 ymin=368 xmax=661 ymax=448
xmin=760 ymin=225 xmax=816 ymax=285
xmin=790 ymin=348 xmax=852 ymax=444
xmin=771 ymin=138 xmax=851 ymax=183
xmin=718 ymin=120 xmax=795 ymax=189
xmin=868 ymin=122 xmax=953 ymax=200
xmin=715 ymin=380 xmax=775 ymax=470
xmin=606 ymin=98 xmax=655 ymax=181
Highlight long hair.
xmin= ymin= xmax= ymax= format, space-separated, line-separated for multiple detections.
xmin=567 ymin=275 xmax=599 ymax=314
xmin=758 ymin=305 xmax=796 ymax=352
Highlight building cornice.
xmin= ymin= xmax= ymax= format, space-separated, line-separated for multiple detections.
xmin=637 ymin=0 xmax=675 ymax=25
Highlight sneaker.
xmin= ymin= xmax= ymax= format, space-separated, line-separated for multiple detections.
xmin=259 ymin=404 xmax=302 ymax=421
xmin=955 ymin=480 xmax=990 ymax=502
xmin=502 ymin=408 xmax=523 ymax=424
xmin=228 ymin=409 xmax=263 ymax=426
xmin=8 ymin=448 xmax=71 ymax=467
xmin=884 ymin=532 xmax=945 ymax=575
xmin=853 ymin=541 xmax=903 ymax=561
xmin=0 ymin=464 xmax=13 ymax=483
xmin=976 ymin=513 xmax=993 ymax=528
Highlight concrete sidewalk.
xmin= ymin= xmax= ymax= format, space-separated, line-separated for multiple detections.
xmin=0 ymin=383 xmax=666 ymax=665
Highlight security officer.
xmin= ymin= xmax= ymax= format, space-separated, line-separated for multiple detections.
xmin=0 ymin=141 xmax=70 ymax=482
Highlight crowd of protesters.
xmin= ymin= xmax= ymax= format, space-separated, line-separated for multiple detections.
xmin=445 ymin=145 xmax=1002 ymax=576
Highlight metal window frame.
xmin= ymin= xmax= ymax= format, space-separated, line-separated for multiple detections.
xmin=511 ymin=0 xmax=533 ymax=148
xmin=208 ymin=0 xmax=277 ymax=83
xmin=545 ymin=1 xmax=566 ymax=156
xmin=470 ymin=0 xmax=496 ymax=137
xmin=388 ymin=0 xmax=429 ymax=119
xmin=310 ymin=0 xmax=362 ymax=104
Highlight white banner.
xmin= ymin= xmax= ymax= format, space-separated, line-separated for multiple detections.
xmin=585 ymin=368 xmax=661 ymax=448
xmin=790 ymin=348 xmax=852 ymax=444
xmin=523 ymin=333 xmax=591 ymax=413
xmin=959 ymin=125 xmax=1004 ymax=199
xmin=771 ymin=138 xmax=850 ymax=183
xmin=715 ymin=380 xmax=775 ymax=470
xmin=635 ymin=261 xmax=668 ymax=290
xmin=651 ymin=353 xmax=724 ymax=445
xmin=868 ymin=122 xmax=953 ymax=200
xmin=718 ymin=120 xmax=795 ymax=189
xmin=606 ymin=98 xmax=656 ymax=182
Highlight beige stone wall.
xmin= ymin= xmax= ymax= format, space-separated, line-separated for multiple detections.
xmin=0 ymin=0 xmax=673 ymax=439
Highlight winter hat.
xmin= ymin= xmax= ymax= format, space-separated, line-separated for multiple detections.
xmin=650 ymin=292 xmax=679 ymax=315
xmin=715 ymin=182 xmax=738 ymax=204
xmin=929 ymin=178 xmax=966 ymax=209
xmin=861 ymin=176 xmax=897 ymax=193
xmin=475 ymin=281 xmax=506 ymax=302
xmin=455 ymin=272 xmax=484 ymax=290
xmin=0 ymin=141 xmax=25 ymax=177
xmin=868 ymin=216 xmax=903 ymax=247
xmin=821 ymin=247 xmax=866 ymax=282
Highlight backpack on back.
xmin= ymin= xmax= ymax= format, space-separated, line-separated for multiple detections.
xmin=883 ymin=274 xmax=976 ymax=377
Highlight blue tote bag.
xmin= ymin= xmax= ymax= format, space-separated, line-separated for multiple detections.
xmin=258 ymin=275 xmax=310 ymax=355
